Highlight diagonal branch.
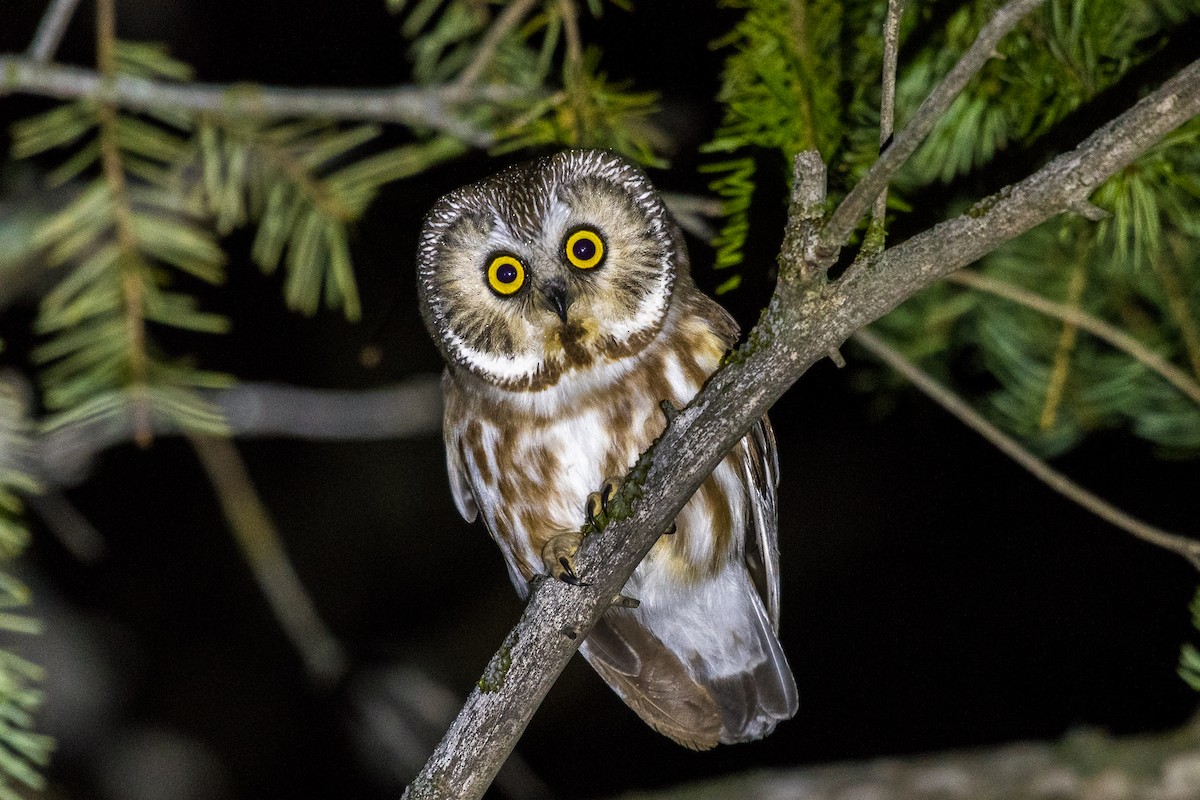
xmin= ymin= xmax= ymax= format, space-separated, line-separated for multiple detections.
xmin=26 ymin=0 xmax=83 ymax=63
xmin=819 ymin=0 xmax=1046 ymax=258
xmin=0 ymin=56 xmax=525 ymax=146
xmin=451 ymin=0 xmax=540 ymax=92
xmin=403 ymin=54 xmax=1200 ymax=800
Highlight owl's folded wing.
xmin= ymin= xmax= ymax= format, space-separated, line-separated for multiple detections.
xmin=741 ymin=416 xmax=782 ymax=630
xmin=445 ymin=437 xmax=478 ymax=523
xmin=581 ymin=608 xmax=723 ymax=751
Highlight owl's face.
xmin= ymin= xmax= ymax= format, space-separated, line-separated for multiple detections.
xmin=418 ymin=150 xmax=681 ymax=391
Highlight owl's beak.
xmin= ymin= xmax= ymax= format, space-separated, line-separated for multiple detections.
xmin=541 ymin=280 xmax=571 ymax=324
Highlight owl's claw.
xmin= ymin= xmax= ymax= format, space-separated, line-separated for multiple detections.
xmin=543 ymin=531 xmax=589 ymax=586
xmin=586 ymin=477 xmax=622 ymax=529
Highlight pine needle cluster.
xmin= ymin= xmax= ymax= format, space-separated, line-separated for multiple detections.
xmin=0 ymin=384 xmax=53 ymax=800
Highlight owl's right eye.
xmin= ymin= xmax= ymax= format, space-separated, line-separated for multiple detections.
xmin=486 ymin=254 xmax=526 ymax=296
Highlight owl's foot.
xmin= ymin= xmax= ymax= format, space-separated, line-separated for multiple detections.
xmin=542 ymin=531 xmax=589 ymax=586
xmin=585 ymin=477 xmax=622 ymax=529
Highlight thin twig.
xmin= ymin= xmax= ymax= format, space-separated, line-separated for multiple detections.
xmin=558 ymin=0 xmax=586 ymax=145
xmin=452 ymin=0 xmax=540 ymax=92
xmin=945 ymin=270 xmax=1200 ymax=407
xmin=405 ymin=56 xmax=1200 ymax=800
xmin=871 ymin=0 xmax=906 ymax=235
xmin=820 ymin=0 xmax=1046 ymax=257
xmin=0 ymin=56 xmax=521 ymax=147
xmin=189 ymin=434 xmax=349 ymax=686
xmin=27 ymin=0 xmax=83 ymax=63
xmin=1038 ymin=252 xmax=1088 ymax=430
xmin=853 ymin=328 xmax=1200 ymax=568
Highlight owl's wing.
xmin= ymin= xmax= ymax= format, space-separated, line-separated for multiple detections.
xmin=740 ymin=416 xmax=781 ymax=630
xmin=581 ymin=609 xmax=723 ymax=751
xmin=446 ymin=438 xmax=479 ymax=523
xmin=441 ymin=373 xmax=478 ymax=523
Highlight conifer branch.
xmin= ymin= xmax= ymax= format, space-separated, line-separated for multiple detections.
xmin=945 ymin=271 xmax=1200 ymax=408
xmin=404 ymin=56 xmax=1200 ymax=800
xmin=94 ymin=0 xmax=152 ymax=446
xmin=27 ymin=0 xmax=83 ymax=63
xmin=819 ymin=0 xmax=1046 ymax=259
xmin=853 ymin=328 xmax=1200 ymax=568
xmin=0 ymin=56 xmax=520 ymax=146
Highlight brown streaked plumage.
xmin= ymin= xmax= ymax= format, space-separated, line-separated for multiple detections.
xmin=418 ymin=150 xmax=798 ymax=748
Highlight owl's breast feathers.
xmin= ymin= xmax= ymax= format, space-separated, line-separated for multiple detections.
xmin=441 ymin=289 xmax=798 ymax=748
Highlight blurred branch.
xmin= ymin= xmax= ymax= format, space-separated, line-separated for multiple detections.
xmin=610 ymin=716 xmax=1200 ymax=800
xmin=27 ymin=0 xmax=83 ymax=63
xmin=853 ymin=328 xmax=1200 ymax=568
xmin=820 ymin=0 xmax=1046 ymax=257
xmin=21 ymin=375 xmax=443 ymax=487
xmin=189 ymin=434 xmax=349 ymax=686
xmin=348 ymin=666 xmax=553 ymax=800
xmin=946 ymin=270 xmax=1200 ymax=407
xmin=403 ymin=55 xmax=1200 ymax=800
xmin=0 ymin=56 xmax=525 ymax=147
xmin=451 ymin=0 xmax=540 ymax=93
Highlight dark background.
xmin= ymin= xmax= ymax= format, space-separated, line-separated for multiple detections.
xmin=1 ymin=2 xmax=1197 ymax=798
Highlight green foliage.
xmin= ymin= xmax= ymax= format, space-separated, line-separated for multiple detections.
xmin=189 ymin=119 xmax=466 ymax=320
xmin=705 ymin=0 xmax=844 ymax=160
xmin=0 ymin=387 xmax=52 ymax=799
xmin=399 ymin=0 xmax=668 ymax=163
xmin=12 ymin=42 xmax=229 ymax=434
xmin=10 ymin=38 xmax=471 ymax=434
xmin=1181 ymin=587 xmax=1200 ymax=692
xmin=704 ymin=0 xmax=1200 ymax=457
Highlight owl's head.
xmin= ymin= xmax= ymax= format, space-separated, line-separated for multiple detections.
xmin=417 ymin=150 xmax=684 ymax=391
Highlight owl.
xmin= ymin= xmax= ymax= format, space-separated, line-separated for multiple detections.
xmin=417 ymin=149 xmax=797 ymax=749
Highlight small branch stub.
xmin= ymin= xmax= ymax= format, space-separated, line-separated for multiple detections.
xmin=779 ymin=150 xmax=828 ymax=283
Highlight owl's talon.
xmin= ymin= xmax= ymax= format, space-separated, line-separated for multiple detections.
xmin=585 ymin=477 xmax=623 ymax=529
xmin=612 ymin=594 xmax=640 ymax=609
xmin=586 ymin=492 xmax=605 ymax=528
xmin=543 ymin=531 xmax=589 ymax=586
xmin=664 ymin=522 xmax=677 ymax=536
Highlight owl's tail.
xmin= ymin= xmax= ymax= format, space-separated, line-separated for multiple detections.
xmin=580 ymin=564 xmax=798 ymax=749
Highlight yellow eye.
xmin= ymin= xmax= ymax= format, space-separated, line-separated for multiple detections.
xmin=565 ymin=227 xmax=605 ymax=270
xmin=486 ymin=254 xmax=525 ymax=296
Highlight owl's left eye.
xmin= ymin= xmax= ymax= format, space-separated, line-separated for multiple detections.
xmin=486 ymin=254 xmax=526 ymax=296
xmin=564 ymin=227 xmax=606 ymax=270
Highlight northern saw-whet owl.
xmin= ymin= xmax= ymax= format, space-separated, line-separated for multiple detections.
xmin=417 ymin=150 xmax=798 ymax=749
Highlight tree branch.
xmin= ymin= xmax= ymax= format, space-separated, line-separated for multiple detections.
xmin=870 ymin=0 xmax=906 ymax=238
xmin=610 ymin=714 xmax=1200 ymax=800
xmin=0 ymin=56 xmax=522 ymax=146
xmin=820 ymin=0 xmax=1046 ymax=257
xmin=853 ymin=328 xmax=1200 ymax=568
xmin=189 ymin=433 xmax=350 ymax=686
xmin=25 ymin=375 xmax=444 ymax=487
xmin=403 ymin=56 xmax=1200 ymax=800
xmin=26 ymin=0 xmax=83 ymax=63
